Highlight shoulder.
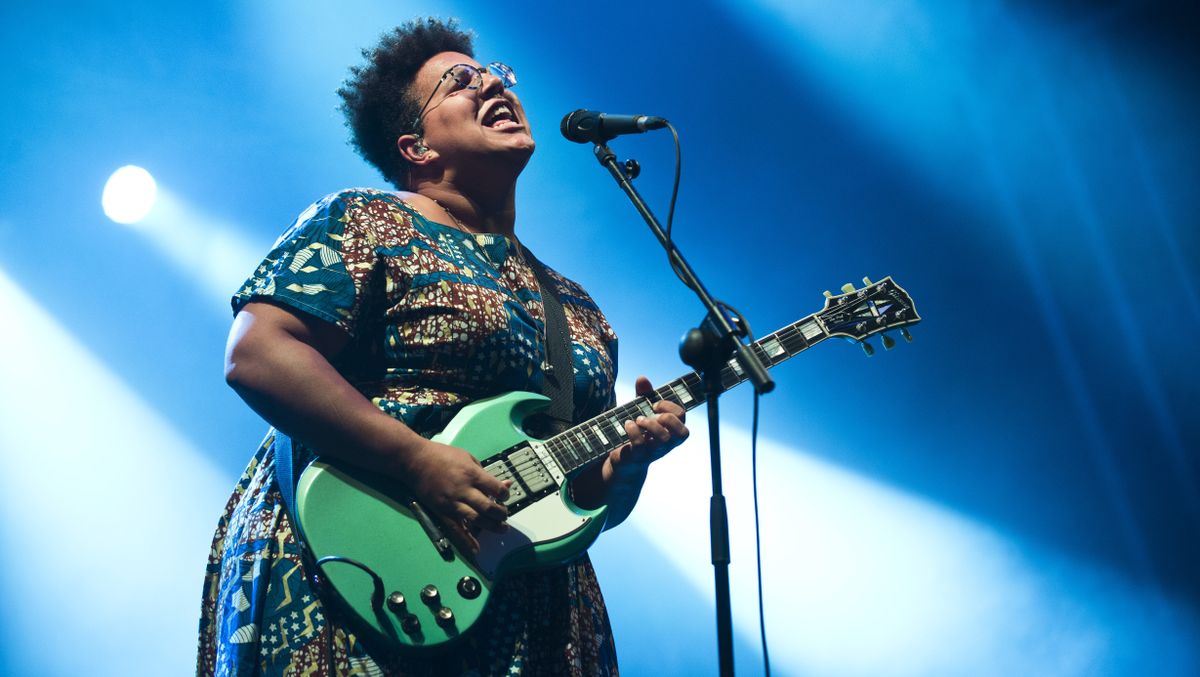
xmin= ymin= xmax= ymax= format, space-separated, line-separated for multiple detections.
xmin=321 ymin=187 xmax=421 ymax=218
xmin=280 ymin=188 xmax=428 ymax=243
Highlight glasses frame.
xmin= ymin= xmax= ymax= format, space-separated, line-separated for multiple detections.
xmin=408 ymin=61 xmax=516 ymax=133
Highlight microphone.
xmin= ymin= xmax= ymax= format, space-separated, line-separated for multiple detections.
xmin=560 ymin=109 xmax=668 ymax=144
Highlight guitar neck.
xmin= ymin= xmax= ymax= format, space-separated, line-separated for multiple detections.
xmin=543 ymin=312 xmax=831 ymax=475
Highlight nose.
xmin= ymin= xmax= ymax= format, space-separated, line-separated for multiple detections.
xmin=477 ymin=71 xmax=507 ymax=98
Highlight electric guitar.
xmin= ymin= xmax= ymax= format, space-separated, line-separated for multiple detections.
xmin=294 ymin=276 xmax=920 ymax=653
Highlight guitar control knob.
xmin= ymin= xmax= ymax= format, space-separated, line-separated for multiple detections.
xmin=436 ymin=606 xmax=456 ymax=627
xmin=386 ymin=591 xmax=407 ymax=613
xmin=457 ymin=576 xmax=482 ymax=600
xmin=420 ymin=584 xmax=440 ymax=606
xmin=400 ymin=614 xmax=421 ymax=635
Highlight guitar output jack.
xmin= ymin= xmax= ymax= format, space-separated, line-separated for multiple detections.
xmin=457 ymin=576 xmax=482 ymax=599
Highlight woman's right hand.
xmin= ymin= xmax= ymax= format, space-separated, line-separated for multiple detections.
xmin=399 ymin=437 xmax=512 ymax=555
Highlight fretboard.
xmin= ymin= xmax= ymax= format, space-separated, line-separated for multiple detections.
xmin=542 ymin=312 xmax=831 ymax=474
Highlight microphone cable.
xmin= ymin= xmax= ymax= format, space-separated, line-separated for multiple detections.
xmin=752 ymin=386 xmax=770 ymax=677
xmin=656 ymin=131 xmax=772 ymax=673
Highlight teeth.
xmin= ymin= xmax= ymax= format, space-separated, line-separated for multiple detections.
xmin=485 ymin=104 xmax=514 ymax=126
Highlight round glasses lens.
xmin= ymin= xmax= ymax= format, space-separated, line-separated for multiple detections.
xmin=446 ymin=64 xmax=479 ymax=91
xmin=487 ymin=62 xmax=517 ymax=89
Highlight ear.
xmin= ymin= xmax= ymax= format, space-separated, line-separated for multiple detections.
xmin=397 ymin=134 xmax=435 ymax=164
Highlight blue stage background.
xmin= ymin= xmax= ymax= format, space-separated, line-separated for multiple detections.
xmin=1 ymin=1 xmax=1197 ymax=674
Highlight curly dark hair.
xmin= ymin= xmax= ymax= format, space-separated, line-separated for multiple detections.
xmin=337 ymin=18 xmax=475 ymax=189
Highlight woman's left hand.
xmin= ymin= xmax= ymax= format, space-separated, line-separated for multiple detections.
xmin=608 ymin=376 xmax=689 ymax=477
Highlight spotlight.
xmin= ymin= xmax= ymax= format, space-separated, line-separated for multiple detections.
xmin=102 ymin=165 xmax=158 ymax=224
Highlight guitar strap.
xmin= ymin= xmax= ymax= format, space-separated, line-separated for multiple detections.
xmin=274 ymin=429 xmax=300 ymax=526
xmin=522 ymin=245 xmax=575 ymax=432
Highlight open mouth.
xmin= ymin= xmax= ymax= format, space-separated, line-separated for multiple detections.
xmin=482 ymin=102 xmax=521 ymax=129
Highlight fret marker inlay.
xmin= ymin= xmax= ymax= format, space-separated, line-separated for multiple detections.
xmin=671 ymin=383 xmax=694 ymax=404
xmin=800 ymin=320 xmax=822 ymax=341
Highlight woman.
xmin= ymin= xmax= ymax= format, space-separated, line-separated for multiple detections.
xmin=197 ymin=18 xmax=688 ymax=676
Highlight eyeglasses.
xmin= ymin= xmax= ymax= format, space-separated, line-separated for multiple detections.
xmin=410 ymin=62 xmax=517 ymax=132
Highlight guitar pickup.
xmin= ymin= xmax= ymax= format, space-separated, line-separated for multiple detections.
xmin=484 ymin=447 xmax=553 ymax=509
xmin=503 ymin=448 xmax=554 ymax=495
xmin=484 ymin=458 xmax=526 ymax=507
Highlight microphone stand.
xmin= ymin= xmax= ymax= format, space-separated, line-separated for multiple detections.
xmin=590 ymin=141 xmax=773 ymax=677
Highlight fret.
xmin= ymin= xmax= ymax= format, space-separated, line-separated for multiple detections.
xmin=634 ymin=399 xmax=655 ymax=418
xmin=652 ymin=384 xmax=674 ymax=407
xmin=606 ymin=414 xmax=624 ymax=437
xmin=606 ymin=416 xmax=626 ymax=444
xmin=616 ymin=403 xmax=640 ymax=422
xmin=747 ymin=342 xmax=766 ymax=370
xmin=572 ymin=429 xmax=591 ymax=457
xmin=760 ymin=336 xmax=785 ymax=363
xmin=720 ymin=359 xmax=740 ymax=391
xmin=776 ymin=327 xmax=802 ymax=355
xmin=590 ymin=423 xmax=609 ymax=446
xmin=564 ymin=437 xmax=585 ymax=472
xmin=568 ymin=434 xmax=587 ymax=467
xmin=668 ymin=380 xmax=695 ymax=406
xmin=681 ymin=373 xmax=705 ymax=404
xmin=546 ymin=438 xmax=569 ymax=470
xmin=557 ymin=436 xmax=582 ymax=471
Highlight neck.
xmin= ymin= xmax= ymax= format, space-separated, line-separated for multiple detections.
xmin=416 ymin=181 xmax=518 ymax=238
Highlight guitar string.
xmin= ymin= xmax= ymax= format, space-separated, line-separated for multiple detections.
xmin=543 ymin=320 xmax=821 ymax=473
xmin=517 ymin=289 xmax=912 ymax=495
xmin=539 ymin=310 xmax=861 ymax=473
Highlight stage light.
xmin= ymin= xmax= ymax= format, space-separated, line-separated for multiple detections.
xmin=0 ymin=266 xmax=229 ymax=673
xmin=102 ymin=165 xmax=158 ymax=224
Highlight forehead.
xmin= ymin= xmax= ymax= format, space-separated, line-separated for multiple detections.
xmin=413 ymin=51 xmax=480 ymax=91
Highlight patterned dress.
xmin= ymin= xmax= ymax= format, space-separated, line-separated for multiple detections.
xmin=196 ymin=189 xmax=620 ymax=676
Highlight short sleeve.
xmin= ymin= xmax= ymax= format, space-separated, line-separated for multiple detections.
xmin=232 ymin=192 xmax=379 ymax=336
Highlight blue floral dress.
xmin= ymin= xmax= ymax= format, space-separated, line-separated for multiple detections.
xmin=197 ymin=189 xmax=620 ymax=676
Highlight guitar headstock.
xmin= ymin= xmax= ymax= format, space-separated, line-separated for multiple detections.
xmin=818 ymin=276 xmax=921 ymax=355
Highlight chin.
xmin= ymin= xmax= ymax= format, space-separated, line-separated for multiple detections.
xmin=508 ymin=133 xmax=536 ymax=158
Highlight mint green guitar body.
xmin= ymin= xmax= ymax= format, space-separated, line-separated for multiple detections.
xmin=294 ymin=391 xmax=609 ymax=653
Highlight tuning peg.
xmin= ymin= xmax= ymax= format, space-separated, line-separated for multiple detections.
xmin=900 ymin=327 xmax=913 ymax=343
xmin=881 ymin=333 xmax=896 ymax=350
xmin=823 ymin=290 xmax=833 ymax=299
xmin=859 ymin=340 xmax=875 ymax=356
xmin=862 ymin=276 xmax=873 ymax=286
xmin=841 ymin=283 xmax=856 ymax=294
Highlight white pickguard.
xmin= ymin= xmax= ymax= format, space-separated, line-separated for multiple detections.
xmin=473 ymin=490 xmax=591 ymax=578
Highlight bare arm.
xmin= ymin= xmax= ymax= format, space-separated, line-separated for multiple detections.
xmin=225 ymin=300 xmax=510 ymax=549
